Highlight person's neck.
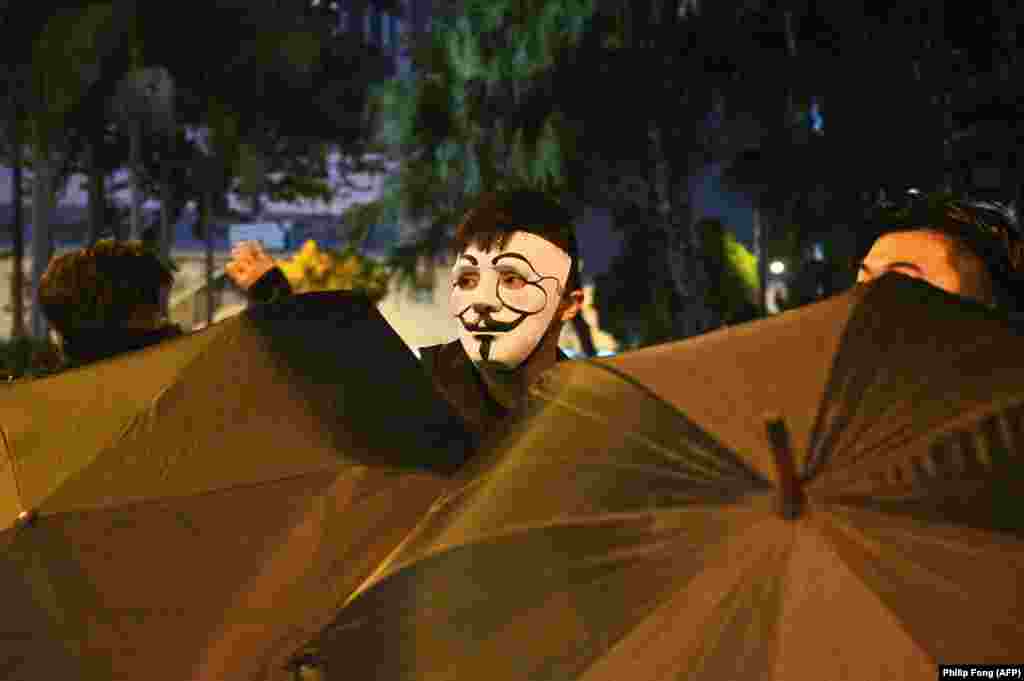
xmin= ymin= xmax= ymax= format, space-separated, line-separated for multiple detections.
xmin=60 ymin=322 xmax=182 ymax=365
xmin=474 ymin=318 xmax=563 ymax=411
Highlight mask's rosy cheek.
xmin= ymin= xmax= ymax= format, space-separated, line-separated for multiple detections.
xmin=498 ymin=286 xmax=544 ymax=314
xmin=450 ymin=287 xmax=470 ymax=315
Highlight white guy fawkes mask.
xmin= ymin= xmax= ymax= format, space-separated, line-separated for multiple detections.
xmin=450 ymin=231 xmax=572 ymax=370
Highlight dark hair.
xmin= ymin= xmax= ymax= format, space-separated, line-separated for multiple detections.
xmin=451 ymin=190 xmax=582 ymax=293
xmin=869 ymin=193 xmax=1024 ymax=311
xmin=39 ymin=239 xmax=175 ymax=341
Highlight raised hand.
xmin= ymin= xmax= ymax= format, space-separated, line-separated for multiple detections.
xmin=226 ymin=241 xmax=278 ymax=291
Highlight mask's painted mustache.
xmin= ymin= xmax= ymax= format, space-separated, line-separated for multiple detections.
xmin=456 ymin=306 xmax=526 ymax=333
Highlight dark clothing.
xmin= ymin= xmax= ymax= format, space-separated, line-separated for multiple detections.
xmin=13 ymin=323 xmax=186 ymax=380
xmin=245 ymin=267 xmax=569 ymax=443
xmin=248 ymin=267 xmax=295 ymax=306
xmin=419 ymin=339 xmax=569 ymax=440
xmin=62 ymin=323 xmax=185 ymax=368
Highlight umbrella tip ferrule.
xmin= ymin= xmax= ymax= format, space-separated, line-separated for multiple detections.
xmin=764 ymin=415 xmax=806 ymax=520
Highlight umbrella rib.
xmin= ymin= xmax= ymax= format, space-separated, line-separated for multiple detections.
xmin=833 ymin=378 xmax=959 ymax=467
xmin=814 ymin=394 xmax=1024 ymax=486
xmin=827 ymin=506 xmax=1022 ymax=558
xmin=807 ymin=371 xmax=912 ymax=478
xmin=811 ymin=420 xmax=926 ymax=484
xmin=806 ymin=337 xmax=955 ymax=477
xmin=342 ymin=484 xmax=458 ymax=608
xmin=809 ymin=325 xmax=1023 ymax=479
xmin=574 ymin=515 xmax=786 ymax=681
xmin=546 ymin=397 xmax=730 ymax=480
xmin=577 ymin=395 xmax=761 ymax=485
xmin=344 ymin=506 xmax=765 ymax=607
xmin=0 ymin=423 xmax=27 ymax=515
xmin=545 ymin=392 xmax=769 ymax=485
xmin=822 ymin=512 xmax=980 ymax=615
xmin=589 ymin=461 xmax=767 ymax=487
xmin=6 ymin=326 xmax=239 ymax=520
xmin=580 ymin=361 xmax=772 ymax=482
xmin=30 ymin=465 xmax=345 ymax=521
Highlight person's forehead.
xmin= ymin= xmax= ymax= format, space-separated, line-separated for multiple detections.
xmin=864 ymin=230 xmax=955 ymax=263
xmin=460 ymin=231 xmax=567 ymax=261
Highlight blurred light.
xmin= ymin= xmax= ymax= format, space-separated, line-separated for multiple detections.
xmin=769 ymin=260 xmax=786 ymax=275
xmin=810 ymin=97 xmax=824 ymax=133
xmin=907 ymin=188 xmax=921 ymax=195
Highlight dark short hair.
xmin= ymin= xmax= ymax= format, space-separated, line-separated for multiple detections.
xmin=869 ymin=193 xmax=1024 ymax=310
xmin=39 ymin=239 xmax=175 ymax=340
xmin=451 ymin=190 xmax=582 ymax=293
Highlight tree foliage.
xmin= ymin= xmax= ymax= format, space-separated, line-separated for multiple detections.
xmin=592 ymin=210 xmax=680 ymax=350
xmin=0 ymin=1 xmax=403 ymax=337
xmin=696 ymin=218 xmax=759 ymax=325
xmin=361 ymin=0 xmax=595 ymax=291
xmin=4 ymin=0 xmax=401 ymax=232
xmin=364 ymin=0 xmax=768 ymax=345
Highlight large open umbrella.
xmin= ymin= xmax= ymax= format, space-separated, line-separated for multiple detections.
xmin=302 ymin=274 xmax=1024 ymax=680
xmin=0 ymin=291 xmax=471 ymax=680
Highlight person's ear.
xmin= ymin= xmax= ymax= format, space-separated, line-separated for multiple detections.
xmin=560 ymin=288 xmax=585 ymax=321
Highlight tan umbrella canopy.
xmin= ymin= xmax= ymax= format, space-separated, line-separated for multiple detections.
xmin=302 ymin=274 xmax=1024 ymax=680
xmin=0 ymin=291 xmax=470 ymax=680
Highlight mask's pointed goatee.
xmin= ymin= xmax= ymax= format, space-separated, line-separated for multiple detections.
xmin=479 ymin=335 xmax=494 ymax=361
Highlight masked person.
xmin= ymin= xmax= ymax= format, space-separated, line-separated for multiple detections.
xmin=38 ymin=239 xmax=183 ymax=370
xmin=857 ymin=194 xmax=1024 ymax=318
xmin=226 ymin=190 xmax=585 ymax=441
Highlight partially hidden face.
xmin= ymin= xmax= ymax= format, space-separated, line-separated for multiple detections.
xmin=857 ymin=229 xmax=992 ymax=304
xmin=450 ymin=231 xmax=572 ymax=370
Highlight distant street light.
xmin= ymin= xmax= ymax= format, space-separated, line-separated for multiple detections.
xmin=907 ymin=188 xmax=921 ymax=195
xmin=769 ymin=260 xmax=786 ymax=275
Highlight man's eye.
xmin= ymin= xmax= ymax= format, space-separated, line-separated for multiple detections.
xmin=455 ymin=275 xmax=478 ymax=289
xmin=500 ymin=273 xmax=526 ymax=288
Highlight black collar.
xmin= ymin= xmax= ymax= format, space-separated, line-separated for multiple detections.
xmin=63 ymin=324 xmax=184 ymax=366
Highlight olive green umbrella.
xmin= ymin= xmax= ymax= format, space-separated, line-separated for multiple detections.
xmin=301 ymin=274 xmax=1024 ymax=680
xmin=0 ymin=291 xmax=470 ymax=680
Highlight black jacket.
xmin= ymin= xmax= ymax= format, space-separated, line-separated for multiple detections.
xmin=61 ymin=324 xmax=185 ymax=366
xmin=12 ymin=323 xmax=186 ymax=380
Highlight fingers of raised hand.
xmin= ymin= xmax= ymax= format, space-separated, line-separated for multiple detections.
xmin=232 ymin=241 xmax=264 ymax=259
xmin=225 ymin=261 xmax=244 ymax=282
